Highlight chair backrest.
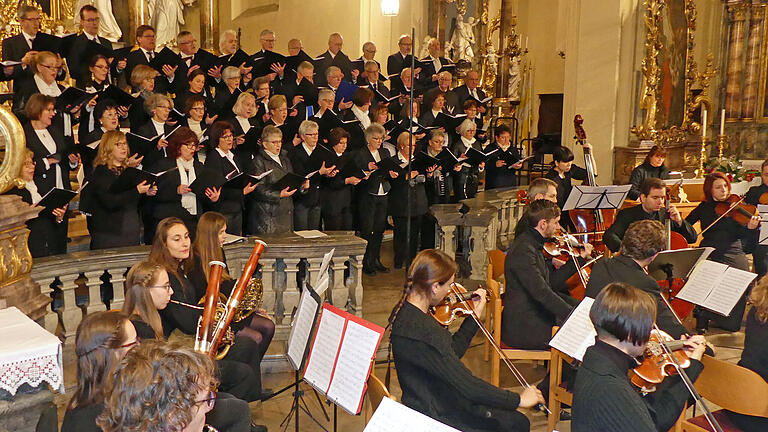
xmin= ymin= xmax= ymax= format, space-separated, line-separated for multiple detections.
xmin=366 ymin=373 xmax=393 ymax=420
xmin=695 ymin=355 xmax=768 ymax=417
xmin=487 ymin=249 xmax=506 ymax=281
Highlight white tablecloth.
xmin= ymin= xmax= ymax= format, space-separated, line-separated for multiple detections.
xmin=0 ymin=307 xmax=62 ymax=396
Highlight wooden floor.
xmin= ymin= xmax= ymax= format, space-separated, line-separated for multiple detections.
xmin=55 ymin=239 xmax=747 ymax=432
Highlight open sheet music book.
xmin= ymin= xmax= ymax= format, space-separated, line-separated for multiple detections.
xmin=303 ymin=304 xmax=385 ymax=414
xmin=286 ymin=286 xmax=322 ymax=371
xmin=363 ymin=397 xmax=461 ymax=432
xmin=676 ymin=260 xmax=757 ymax=316
xmin=548 ymin=297 xmax=596 ymax=362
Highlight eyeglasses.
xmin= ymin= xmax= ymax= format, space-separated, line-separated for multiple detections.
xmin=156 ymin=105 xmax=171 ymax=110
xmin=115 ymin=141 xmax=128 ymax=147
xmin=82 ymin=17 xmax=99 ymax=23
xmin=149 ymin=283 xmax=172 ymax=292
xmin=195 ymin=391 xmax=217 ymax=409
xmin=304 ymin=132 xmax=319 ymax=137
xmin=221 ymin=133 xmax=234 ymax=139
xmin=182 ymin=142 xmax=198 ymax=149
xmin=40 ymin=64 xmax=61 ymax=71
xmin=22 ymin=17 xmax=41 ymax=22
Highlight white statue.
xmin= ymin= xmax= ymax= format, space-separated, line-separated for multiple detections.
xmin=508 ymin=56 xmax=522 ymax=101
xmin=149 ymin=0 xmax=189 ymax=48
xmin=73 ymin=0 xmax=122 ymax=42
xmin=418 ymin=35 xmax=432 ymax=59
xmin=450 ymin=14 xmax=479 ymax=63
xmin=484 ymin=44 xmax=500 ymax=70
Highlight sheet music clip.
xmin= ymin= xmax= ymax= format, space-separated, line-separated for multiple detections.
xmin=562 ymin=184 xmax=631 ymax=212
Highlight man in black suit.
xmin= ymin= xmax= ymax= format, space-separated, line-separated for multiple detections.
xmin=386 ymin=34 xmax=421 ymax=77
xmin=454 ymin=70 xmax=488 ymax=115
xmin=350 ymin=41 xmax=380 ymax=85
xmin=117 ymin=25 xmax=175 ymax=94
xmin=418 ymin=38 xmax=452 ymax=89
xmin=68 ymin=5 xmax=114 ymax=83
xmin=1 ymin=5 xmax=53 ymax=80
xmin=603 ymin=177 xmax=697 ymax=253
xmin=314 ymin=32 xmax=353 ymax=86
xmin=422 ymin=71 xmax=459 ymax=114
xmin=586 ymin=219 xmax=689 ymax=339
xmin=360 ymin=61 xmax=392 ymax=107
xmin=174 ymin=31 xmax=219 ymax=94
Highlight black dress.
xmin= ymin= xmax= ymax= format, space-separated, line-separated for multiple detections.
xmin=87 ymin=165 xmax=142 ymax=249
xmin=391 ymin=302 xmax=529 ymax=432
xmin=388 ymin=154 xmax=429 ymax=267
xmin=484 ymin=143 xmax=521 ymax=189
xmin=5 ymin=187 xmax=65 ymax=258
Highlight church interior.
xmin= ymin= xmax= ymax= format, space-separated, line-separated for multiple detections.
xmin=1 ymin=0 xmax=767 ymax=431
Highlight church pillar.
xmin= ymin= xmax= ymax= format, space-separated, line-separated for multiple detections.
xmin=724 ymin=4 xmax=747 ymax=119
xmin=200 ymin=0 xmax=218 ymax=51
xmin=740 ymin=5 xmax=763 ymax=120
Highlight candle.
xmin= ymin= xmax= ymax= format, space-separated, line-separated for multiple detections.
xmin=525 ymin=36 xmax=528 ymax=49
xmin=702 ymin=109 xmax=707 ymax=140
xmin=720 ymin=108 xmax=725 ymax=135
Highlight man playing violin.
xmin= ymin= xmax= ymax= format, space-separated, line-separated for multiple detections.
xmin=604 ymin=177 xmax=697 ymax=253
xmin=572 ymin=282 xmax=707 ymax=432
xmin=745 ymin=159 xmax=768 ymax=279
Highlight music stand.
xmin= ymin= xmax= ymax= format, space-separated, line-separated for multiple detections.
xmin=647 ymin=247 xmax=715 ymax=282
xmin=562 ymin=184 xmax=631 ymax=212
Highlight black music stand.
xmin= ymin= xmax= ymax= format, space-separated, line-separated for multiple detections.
xmin=562 ymin=184 xmax=632 ymax=212
xmin=647 ymin=247 xmax=714 ymax=299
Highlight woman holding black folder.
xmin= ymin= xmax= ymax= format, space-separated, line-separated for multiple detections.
xmin=449 ymin=118 xmax=484 ymax=201
xmin=421 ymin=130 xmax=450 ymax=249
xmin=88 ymin=130 xmax=157 ymax=249
xmin=133 ymin=93 xmax=176 ymax=168
xmin=182 ymin=95 xmax=210 ymax=144
xmin=320 ymin=128 xmax=361 ymax=230
xmin=222 ymin=92 xmax=260 ymax=161
xmin=127 ymin=65 xmax=159 ymax=131
xmin=212 ymin=66 xmax=242 ymax=115
xmin=485 ymin=124 xmax=523 ymax=189
xmin=174 ymin=69 xmax=214 ymax=118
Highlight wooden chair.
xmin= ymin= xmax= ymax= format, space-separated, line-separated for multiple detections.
xmin=547 ymin=337 xmax=573 ymax=432
xmin=681 ymin=355 xmax=768 ymax=432
xmin=365 ymin=372 xmax=396 ymax=422
xmin=484 ymin=250 xmax=506 ymax=361
xmin=488 ymin=276 xmax=551 ymax=387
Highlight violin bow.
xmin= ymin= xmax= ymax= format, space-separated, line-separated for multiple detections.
xmin=448 ymin=283 xmax=552 ymax=414
xmin=698 ymin=195 xmax=747 ymax=238
xmin=651 ymin=324 xmax=725 ymax=432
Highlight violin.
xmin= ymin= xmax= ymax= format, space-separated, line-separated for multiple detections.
xmin=430 ymin=283 xmax=488 ymax=326
xmin=542 ymin=231 xmax=598 ymax=300
xmin=714 ymin=194 xmax=758 ymax=227
xmin=631 ymin=330 xmax=691 ymax=393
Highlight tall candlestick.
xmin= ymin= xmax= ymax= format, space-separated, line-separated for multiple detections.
xmin=525 ymin=36 xmax=528 ymax=49
xmin=720 ymin=108 xmax=725 ymax=135
xmin=702 ymin=109 xmax=707 ymax=140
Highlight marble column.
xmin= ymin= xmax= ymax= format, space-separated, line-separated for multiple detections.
xmin=741 ymin=5 xmax=764 ymax=119
xmin=725 ymin=5 xmax=747 ymax=119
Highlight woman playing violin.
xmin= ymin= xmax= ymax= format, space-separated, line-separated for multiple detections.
xmin=572 ymin=282 xmax=707 ymax=432
xmin=685 ymin=172 xmax=761 ymax=331
xmin=745 ymin=159 xmax=768 ymax=279
xmin=389 ymin=249 xmax=544 ymax=432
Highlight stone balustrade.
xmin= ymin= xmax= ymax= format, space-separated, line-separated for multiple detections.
xmin=30 ymin=232 xmax=367 ymax=352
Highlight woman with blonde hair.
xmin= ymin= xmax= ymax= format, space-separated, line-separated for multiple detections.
xmin=222 ymin=92 xmax=260 ymax=160
xmin=128 ymin=64 xmax=159 ymax=130
xmin=86 ymin=130 xmax=157 ymax=249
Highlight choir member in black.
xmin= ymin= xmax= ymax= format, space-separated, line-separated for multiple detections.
xmin=502 ymin=199 xmax=576 ymax=350
xmin=4 ymin=150 xmax=68 ymax=257
xmin=390 ymin=132 xmax=430 ymax=269
xmin=222 ymin=92 xmax=260 ymax=161
xmin=151 ymin=127 xmax=221 ymax=234
xmin=572 ymin=283 xmax=707 ymax=432
xmin=587 ymin=220 xmax=689 ymax=339
xmin=134 ymin=93 xmax=175 ymax=167
xmin=88 ymin=130 xmax=156 ymax=249
xmin=419 ymin=38 xmax=452 ymax=89
xmin=212 ymin=66 xmax=242 ymax=114
xmin=355 ymin=123 xmax=396 ymax=275
xmin=343 ymin=87 xmax=374 ymax=151
xmin=79 ymin=100 xmax=131 ymax=179
xmin=61 ymin=311 xmax=138 ymax=432
xmin=278 ymin=61 xmax=316 ymax=109
xmin=23 ymin=94 xmax=77 ymax=254
xmin=454 ymin=70 xmax=488 ymax=116
xmin=320 ymin=128 xmax=360 ymax=230
xmin=421 ymin=130 xmax=450 ymax=249
xmin=746 ymin=159 xmax=768 ymax=278
xmin=725 ymin=276 xmax=768 ymax=431
xmin=418 ymin=91 xmax=445 ymax=128
xmin=174 ymin=69 xmax=214 ymax=119
xmin=312 ymin=88 xmax=336 ymax=143
xmin=397 ymin=98 xmax=427 ymax=142
xmin=175 ymin=31 xmax=220 ymax=94
xmin=389 ymin=67 xmax=419 ymax=116
xmin=2 ymin=6 xmax=47 ymax=73
xmin=78 ymin=55 xmax=120 ymax=144
xmin=203 ymin=121 xmax=257 ymax=235
xmin=449 ymin=118 xmax=485 ymax=201
xmin=324 ymin=66 xmax=353 ymax=108
xmin=462 ymin=99 xmax=487 ymax=144
xmin=219 ymin=29 xmax=238 ymax=57
xmin=485 ymin=124 xmax=523 ymax=189
xmin=351 ymin=42 xmax=379 ymax=84
xmin=69 ymin=5 xmax=114 ymax=85
xmin=390 ymin=249 xmax=544 ymax=432
xmin=264 ymin=94 xmax=300 ymax=148
xmin=289 ymin=120 xmax=335 ymax=230
xmin=423 ymin=71 xmax=459 ymax=114
xmin=127 ymin=65 xmax=159 ymax=131
xmin=545 ymin=145 xmax=589 ymax=230
xmin=252 ymin=76 xmax=272 ymax=126
xmin=370 ymin=103 xmax=396 ymax=155
xmin=628 ymin=145 xmax=670 ymax=200
xmin=117 ymin=25 xmax=174 ymax=94
xmin=314 ymin=32 xmax=353 ymax=86
xmin=248 ymin=125 xmax=302 ymax=235
xmin=604 ymin=177 xmax=697 ymax=253
xmin=362 ymin=61 xmax=391 ymax=106
xmin=183 ymin=94 xmax=209 ymax=144
xmin=686 ymin=172 xmax=761 ymax=332
xmin=386 ymin=34 xmax=419 ymax=77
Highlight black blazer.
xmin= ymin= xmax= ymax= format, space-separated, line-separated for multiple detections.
xmin=150 ymin=157 xmax=209 ymax=222
xmin=485 ymin=143 xmax=521 ymax=189
xmin=127 ymin=91 xmax=153 ymax=133
xmin=386 ymin=52 xmax=415 ymax=76
xmin=603 ymin=204 xmax=697 ymax=253
xmin=204 ymin=149 xmax=243 ymax=215
xmin=174 ymin=88 xmax=213 ymax=116
xmin=134 ymin=120 xmax=175 ymax=168
xmin=248 ymin=147 xmax=295 ymax=235
xmin=314 ymin=50 xmax=353 ymax=86
xmin=87 ymin=165 xmax=141 ymax=241
xmin=13 ymin=77 xmax=77 ymax=137
xmin=365 ymin=81 xmax=392 ymax=106
xmin=339 ymin=109 xmax=368 ymax=150
xmin=502 ymin=227 xmax=576 ymax=350
xmin=211 ymin=83 xmax=240 ymax=117
xmin=319 ymin=151 xmax=355 ymax=215
xmin=585 ymin=254 xmax=688 ymax=339
xmin=5 ymin=187 xmax=60 ymax=257
xmin=122 ymin=48 xmax=172 ymax=94
xmin=353 ymin=146 xmax=392 ymax=196
xmin=422 ymin=87 xmax=460 ymax=114
xmin=388 ymin=154 xmax=428 ymax=218
xmin=288 ymin=144 xmax=321 ymax=208
xmin=220 ymin=114 xmax=260 ymax=163
xmin=418 ymin=56 xmax=452 ymax=88
xmin=628 ymin=161 xmax=670 ymax=200
xmin=2 ymin=33 xmax=61 ymax=80
xmin=24 ymin=122 xmax=73 ymax=193
xmin=173 ymin=49 xmax=217 ymax=94
xmin=68 ymin=33 xmax=113 ymax=82
xmin=453 ymin=84 xmax=488 ymax=113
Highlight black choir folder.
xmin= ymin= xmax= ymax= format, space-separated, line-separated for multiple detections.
xmin=37 ymin=187 xmax=77 ymax=209
xmin=675 ymin=259 xmax=757 ymax=316
xmin=302 ymin=303 xmax=385 ymax=415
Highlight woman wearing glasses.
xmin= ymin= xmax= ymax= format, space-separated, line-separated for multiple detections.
xmin=151 ymin=127 xmax=221 ymax=235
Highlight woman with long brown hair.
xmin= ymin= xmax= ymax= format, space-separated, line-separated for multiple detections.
xmin=389 ymin=249 xmax=543 ymax=432
xmin=686 ymin=172 xmax=762 ymax=332
xmin=628 ymin=145 xmax=670 ymax=200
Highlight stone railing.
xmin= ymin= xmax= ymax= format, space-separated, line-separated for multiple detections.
xmin=30 ymin=232 xmax=367 ymax=352
xmin=430 ymin=187 xmax=525 ymax=283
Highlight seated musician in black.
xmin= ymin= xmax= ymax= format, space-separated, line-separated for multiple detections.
xmin=628 ymin=145 xmax=670 ymax=200
xmin=587 ymin=220 xmax=689 ymax=339
xmin=746 ymin=159 xmax=768 ymax=279
xmin=390 ymin=249 xmax=544 ymax=432
xmin=603 ymin=177 xmax=696 ymax=253
xmin=572 ymin=282 xmax=707 ymax=432
xmin=544 ymin=145 xmax=589 ymax=231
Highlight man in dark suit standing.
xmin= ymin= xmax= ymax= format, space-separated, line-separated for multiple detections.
xmin=453 ymin=70 xmax=488 ymax=115
xmin=419 ymin=38 xmax=453 ymax=89
xmin=386 ymin=34 xmax=421 ymax=77
xmin=116 ymin=25 xmax=175 ymax=94
xmin=360 ymin=61 xmax=391 ymax=106
xmin=422 ymin=71 xmax=458 ymax=114
xmin=68 ymin=5 xmax=114 ymax=83
xmin=174 ymin=31 xmax=219 ymax=94
xmin=351 ymin=41 xmax=380 ymax=85
xmin=1 ymin=5 xmax=51 ymax=80
xmin=314 ymin=32 xmax=353 ymax=86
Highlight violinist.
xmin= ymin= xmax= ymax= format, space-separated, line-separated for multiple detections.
xmin=685 ymin=172 xmax=761 ymax=332
xmin=512 ymin=177 xmax=557 ymax=238
xmin=544 ymin=145 xmax=589 ymax=230
xmin=627 ymin=145 xmax=670 ymax=200
xmin=572 ymin=282 xmax=707 ymax=432
xmin=603 ymin=177 xmax=696 ymax=253
xmin=389 ymin=249 xmax=544 ymax=432
xmin=745 ymin=159 xmax=768 ymax=278
xmin=587 ymin=220 xmax=688 ymax=339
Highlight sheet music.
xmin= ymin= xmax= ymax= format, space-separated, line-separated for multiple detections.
xmin=286 ymin=288 xmax=319 ymax=370
xmin=315 ymin=248 xmax=335 ymax=285
xmin=303 ymin=308 xmax=345 ymax=393
xmin=676 ymin=260 xmax=729 ymax=306
xmin=295 ymin=230 xmax=328 ymax=239
xmin=315 ymin=274 xmax=330 ymax=296
xmin=548 ymin=297 xmax=596 ymax=361
xmin=327 ymin=320 xmax=383 ymax=414
xmin=759 ymin=205 xmax=768 ymax=245
xmin=562 ymin=185 xmax=631 ymax=211
xmin=702 ymin=267 xmax=757 ymax=316
xmin=363 ymin=397 xmax=461 ymax=432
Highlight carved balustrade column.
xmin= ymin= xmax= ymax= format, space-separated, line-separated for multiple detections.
xmin=725 ymin=4 xmax=748 ymax=119
xmin=741 ymin=5 xmax=764 ymax=119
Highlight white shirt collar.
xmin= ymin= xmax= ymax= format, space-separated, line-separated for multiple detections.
xmin=85 ymin=31 xmax=99 ymax=41
xmin=461 ymin=136 xmax=475 ymax=148
xmin=302 ymin=142 xmax=314 ymax=156
xmin=34 ymin=75 xmax=61 ymax=96
xmin=22 ymin=31 xmax=35 ymax=43
xmin=215 ymin=147 xmax=236 ymax=165
xmin=264 ymin=149 xmax=282 ymax=166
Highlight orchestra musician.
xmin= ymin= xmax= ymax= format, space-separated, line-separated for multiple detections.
xmin=603 ymin=177 xmax=697 ymax=253
xmin=745 ymin=159 xmax=768 ymax=279
xmin=390 ymin=249 xmax=544 ymax=432
xmin=545 ymin=145 xmax=589 ymax=230
xmin=512 ymin=177 xmax=558 ymax=238
xmin=686 ymin=172 xmax=761 ymax=332
xmin=628 ymin=145 xmax=670 ymax=201
xmin=572 ymin=282 xmax=707 ymax=432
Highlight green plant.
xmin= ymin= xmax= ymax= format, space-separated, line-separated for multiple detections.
xmin=704 ymin=156 xmax=759 ymax=182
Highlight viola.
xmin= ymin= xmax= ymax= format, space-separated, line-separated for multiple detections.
xmin=713 ymin=194 xmax=758 ymax=227
xmin=430 ymin=283 xmax=488 ymax=326
xmin=631 ymin=330 xmax=691 ymax=393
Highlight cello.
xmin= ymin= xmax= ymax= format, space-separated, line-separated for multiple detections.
xmin=656 ymin=188 xmax=696 ymax=319
xmin=570 ymin=115 xmax=616 ymax=252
